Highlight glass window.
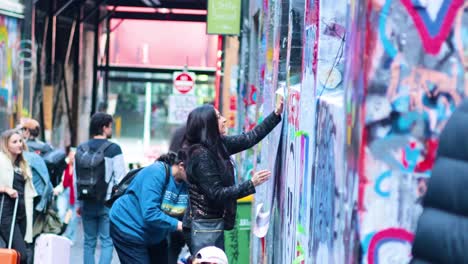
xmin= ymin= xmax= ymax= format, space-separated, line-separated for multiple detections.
xmin=108 ymin=70 xmax=215 ymax=165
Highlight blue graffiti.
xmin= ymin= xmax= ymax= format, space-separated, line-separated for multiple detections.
xmin=311 ymin=103 xmax=335 ymax=256
xmin=298 ymin=131 xmax=310 ymax=225
xmin=374 ymin=171 xmax=392 ymax=197
xmin=379 ymin=0 xmax=398 ymax=58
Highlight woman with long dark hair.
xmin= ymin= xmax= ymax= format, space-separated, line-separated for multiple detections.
xmin=183 ymin=97 xmax=283 ymax=254
xmin=109 ymin=151 xmax=189 ymax=264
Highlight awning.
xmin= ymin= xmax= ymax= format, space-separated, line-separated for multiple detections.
xmin=0 ymin=0 xmax=24 ymax=19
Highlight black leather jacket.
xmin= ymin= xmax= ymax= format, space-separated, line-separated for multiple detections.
xmin=184 ymin=112 xmax=281 ymax=230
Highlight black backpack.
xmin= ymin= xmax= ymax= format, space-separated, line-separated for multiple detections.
xmin=105 ymin=162 xmax=170 ymax=208
xmin=75 ymin=141 xmax=112 ymax=201
xmin=42 ymin=149 xmax=67 ymax=187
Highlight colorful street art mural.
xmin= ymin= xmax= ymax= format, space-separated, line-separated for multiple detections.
xmin=240 ymin=0 xmax=468 ymax=263
xmin=346 ymin=0 xmax=467 ymax=263
xmin=0 ymin=14 xmax=22 ymax=131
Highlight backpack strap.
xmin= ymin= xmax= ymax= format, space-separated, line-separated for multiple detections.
xmin=97 ymin=141 xmax=113 ymax=154
xmin=160 ymin=163 xmax=171 ymax=204
xmin=80 ymin=142 xmax=90 ymax=152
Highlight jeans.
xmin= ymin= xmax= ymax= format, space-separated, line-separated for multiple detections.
xmin=81 ymin=201 xmax=113 ymax=264
xmin=110 ymin=222 xmax=168 ymax=264
xmin=168 ymin=231 xmax=186 ymax=264
xmin=57 ymin=188 xmax=78 ymax=242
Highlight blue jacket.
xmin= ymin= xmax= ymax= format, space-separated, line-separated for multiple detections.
xmin=24 ymin=151 xmax=53 ymax=213
xmin=109 ymin=162 xmax=188 ymax=245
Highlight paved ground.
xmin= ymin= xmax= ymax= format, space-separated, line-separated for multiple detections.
xmin=69 ymin=216 xmax=189 ymax=263
xmin=70 ymin=216 xmax=120 ymax=264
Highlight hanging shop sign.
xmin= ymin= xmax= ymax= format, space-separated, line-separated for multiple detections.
xmin=167 ymin=94 xmax=198 ymax=124
xmin=0 ymin=0 xmax=24 ymax=18
xmin=173 ymin=71 xmax=196 ymax=95
xmin=206 ymin=0 xmax=241 ymax=35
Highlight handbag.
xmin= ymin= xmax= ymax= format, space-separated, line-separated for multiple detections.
xmin=189 ymin=197 xmax=225 ymax=254
xmin=190 ymin=218 xmax=225 ymax=254
xmin=33 ymin=199 xmax=63 ymax=237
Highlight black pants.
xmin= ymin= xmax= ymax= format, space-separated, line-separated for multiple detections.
xmin=110 ymin=222 xmax=168 ymax=264
xmin=0 ymin=205 xmax=28 ymax=264
xmin=168 ymin=231 xmax=186 ymax=264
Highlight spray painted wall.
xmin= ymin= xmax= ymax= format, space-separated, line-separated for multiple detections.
xmin=345 ymin=0 xmax=467 ymax=263
xmin=0 ymin=15 xmax=22 ymax=131
xmin=241 ymin=0 xmax=468 ymax=263
xmin=246 ymin=0 xmax=359 ymax=262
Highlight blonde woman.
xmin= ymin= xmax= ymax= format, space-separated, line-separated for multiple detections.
xmin=0 ymin=129 xmax=37 ymax=264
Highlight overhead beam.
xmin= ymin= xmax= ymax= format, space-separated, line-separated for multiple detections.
xmin=97 ymin=65 xmax=216 ymax=75
xmin=106 ymin=0 xmax=207 ymax=10
xmin=111 ymin=11 xmax=206 ymax=22
xmin=108 ymin=76 xmax=212 ymax=84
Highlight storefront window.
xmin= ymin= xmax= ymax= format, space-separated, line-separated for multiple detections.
xmin=108 ymin=71 xmax=215 ymax=165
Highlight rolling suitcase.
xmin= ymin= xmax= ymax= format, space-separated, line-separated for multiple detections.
xmin=34 ymin=233 xmax=72 ymax=264
xmin=0 ymin=195 xmax=21 ymax=264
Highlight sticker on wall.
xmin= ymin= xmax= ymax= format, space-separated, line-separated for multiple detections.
xmin=318 ymin=64 xmax=342 ymax=89
xmin=253 ymin=203 xmax=270 ymax=238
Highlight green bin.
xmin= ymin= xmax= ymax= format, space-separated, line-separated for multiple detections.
xmin=224 ymin=195 xmax=252 ymax=264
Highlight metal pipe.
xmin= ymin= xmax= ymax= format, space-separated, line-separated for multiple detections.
xmin=52 ymin=18 xmax=76 ymax=127
xmin=61 ymin=64 xmax=73 ymax=135
xmin=51 ymin=16 xmax=56 ymax=82
xmin=104 ymin=17 xmax=110 ymax=102
xmin=71 ymin=5 xmax=83 ymax=146
xmin=80 ymin=0 xmax=107 ymax=23
xmin=53 ymin=0 xmax=75 ymax=17
xmin=91 ymin=7 xmax=100 ymax=115
xmin=214 ymin=35 xmax=223 ymax=110
xmin=99 ymin=5 xmax=117 ymax=24
xmin=65 ymin=20 xmax=76 ymax=65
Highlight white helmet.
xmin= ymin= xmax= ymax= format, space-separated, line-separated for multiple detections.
xmin=193 ymin=246 xmax=228 ymax=264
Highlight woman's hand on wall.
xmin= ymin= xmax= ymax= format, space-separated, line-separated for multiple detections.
xmin=275 ymin=94 xmax=284 ymax=116
xmin=251 ymin=170 xmax=272 ymax=187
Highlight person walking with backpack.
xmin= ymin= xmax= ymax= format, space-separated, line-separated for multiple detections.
xmin=74 ymin=113 xmax=126 ymax=264
xmin=109 ymin=151 xmax=188 ymax=264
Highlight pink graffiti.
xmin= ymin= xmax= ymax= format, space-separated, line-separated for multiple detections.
xmin=400 ymin=0 xmax=464 ymax=54
xmin=288 ymin=89 xmax=301 ymax=129
xmin=368 ymin=228 xmax=414 ymax=264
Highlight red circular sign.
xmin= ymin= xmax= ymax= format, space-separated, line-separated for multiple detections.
xmin=174 ymin=73 xmax=194 ymax=94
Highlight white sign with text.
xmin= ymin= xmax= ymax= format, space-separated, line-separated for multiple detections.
xmin=167 ymin=94 xmax=198 ymax=124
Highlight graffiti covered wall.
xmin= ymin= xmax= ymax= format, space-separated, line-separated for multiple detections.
xmin=345 ymin=0 xmax=467 ymax=263
xmin=248 ymin=0 xmax=359 ymax=262
xmin=243 ymin=0 xmax=468 ymax=263
xmin=0 ymin=14 xmax=21 ymax=131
